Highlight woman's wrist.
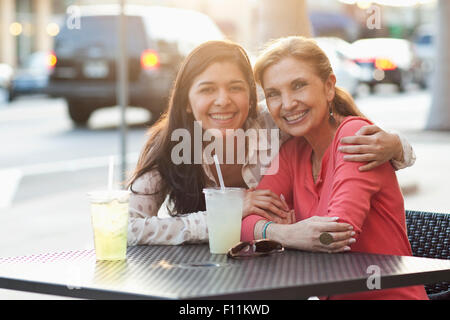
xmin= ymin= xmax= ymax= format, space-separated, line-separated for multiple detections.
xmin=254 ymin=220 xmax=267 ymax=240
xmin=393 ymin=133 xmax=404 ymax=162
xmin=254 ymin=220 xmax=290 ymax=245
xmin=267 ymin=222 xmax=290 ymax=245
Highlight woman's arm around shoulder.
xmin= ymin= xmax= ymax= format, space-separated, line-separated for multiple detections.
xmin=338 ymin=123 xmax=416 ymax=171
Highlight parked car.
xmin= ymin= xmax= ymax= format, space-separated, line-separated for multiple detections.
xmin=8 ymin=51 xmax=55 ymax=101
xmin=350 ymin=38 xmax=426 ymax=92
xmin=314 ymin=37 xmax=361 ymax=97
xmin=0 ymin=63 xmax=14 ymax=103
xmin=47 ymin=4 xmax=225 ymax=126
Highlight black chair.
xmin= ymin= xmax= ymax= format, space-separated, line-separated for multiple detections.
xmin=405 ymin=210 xmax=450 ymax=300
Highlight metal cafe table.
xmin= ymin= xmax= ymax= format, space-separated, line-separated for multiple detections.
xmin=0 ymin=245 xmax=449 ymax=299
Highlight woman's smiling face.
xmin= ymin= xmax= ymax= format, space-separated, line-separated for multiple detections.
xmin=262 ymin=56 xmax=335 ymax=138
xmin=188 ymin=61 xmax=251 ymax=135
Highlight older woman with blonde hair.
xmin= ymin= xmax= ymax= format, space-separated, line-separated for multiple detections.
xmin=241 ymin=36 xmax=428 ymax=300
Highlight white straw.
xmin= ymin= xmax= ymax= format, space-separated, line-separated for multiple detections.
xmin=108 ymin=156 xmax=114 ymax=192
xmin=213 ymin=154 xmax=225 ymax=191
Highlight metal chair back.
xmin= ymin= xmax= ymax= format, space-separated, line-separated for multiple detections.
xmin=405 ymin=210 xmax=450 ymax=297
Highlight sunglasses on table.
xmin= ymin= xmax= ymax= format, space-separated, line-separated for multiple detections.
xmin=227 ymin=239 xmax=284 ymax=259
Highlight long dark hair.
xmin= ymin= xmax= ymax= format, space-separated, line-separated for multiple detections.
xmin=128 ymin=40 xmax=258 ymax=216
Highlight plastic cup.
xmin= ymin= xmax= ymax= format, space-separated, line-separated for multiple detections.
xmin=88 ymin=190 xmax=130 ymax=261
xmin=203 ymin=188 xmax=245 ymax=254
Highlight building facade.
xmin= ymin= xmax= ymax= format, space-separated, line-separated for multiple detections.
xmin=0 ymin=0 xmax=255 ymax=67
xmin=0 ymin=0 xmax=72 ymax=67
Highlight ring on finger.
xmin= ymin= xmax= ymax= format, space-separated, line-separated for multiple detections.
xmin=319 ymin=232 xmax=334 ymax=245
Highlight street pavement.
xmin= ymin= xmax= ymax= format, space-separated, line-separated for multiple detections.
xmin=0 ymin=85 xmax=449 ymax=299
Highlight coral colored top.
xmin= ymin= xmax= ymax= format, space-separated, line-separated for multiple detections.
xmin=241 ymin=116 xmax=428 ymax=300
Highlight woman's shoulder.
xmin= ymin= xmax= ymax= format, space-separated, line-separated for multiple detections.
xmin=335 ymin=116 xmax=373 ymax=139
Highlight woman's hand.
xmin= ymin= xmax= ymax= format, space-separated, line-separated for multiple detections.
xmin=338 ymin=125 xmax=403 ymax=172
xmin=243 ymin=188 xmax=291 ymax=224
xmin=282 ymin=216 xmax=356 ymax=253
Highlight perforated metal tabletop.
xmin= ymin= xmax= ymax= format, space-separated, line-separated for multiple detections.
xmin=0 ymin=245 xmax=449 ymax=299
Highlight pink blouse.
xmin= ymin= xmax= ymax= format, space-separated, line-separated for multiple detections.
xmin=241 ymin=117 xmax=428 ymax=300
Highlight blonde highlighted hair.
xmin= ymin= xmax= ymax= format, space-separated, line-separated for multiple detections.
xmin=254 ymin=36 xmax=365 ymax=119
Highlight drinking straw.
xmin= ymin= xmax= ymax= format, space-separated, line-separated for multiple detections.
xmin=213 ymin=154 xmax=225 ymax=191
xmin=108 ymin=156 xmax=114 ymax=193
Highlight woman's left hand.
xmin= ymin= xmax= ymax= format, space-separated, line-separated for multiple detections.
xmin=338 ymin=124 xmax=403 ymax=172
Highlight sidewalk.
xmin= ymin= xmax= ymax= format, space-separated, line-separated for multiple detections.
xmin=397 ymin=130 xmax=450 ymax=214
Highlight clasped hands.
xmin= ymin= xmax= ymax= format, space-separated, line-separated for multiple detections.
xmin=243 ymin=188 xmax=355 ymax=253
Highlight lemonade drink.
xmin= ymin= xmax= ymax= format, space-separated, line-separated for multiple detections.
xmin=88 ymin=190 xmax=129 ymax=261
xmin=203 ymin=188 xmax=245 ymax=254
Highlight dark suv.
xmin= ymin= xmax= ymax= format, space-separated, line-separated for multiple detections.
xmin=47 ymin=5 xmax=224 ymax=126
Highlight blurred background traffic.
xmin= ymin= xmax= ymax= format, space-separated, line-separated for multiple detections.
xmin=0 ymin=0 xmax=439 ymax=119
xmin=0 ymin=0 xmax=449 ymax=267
